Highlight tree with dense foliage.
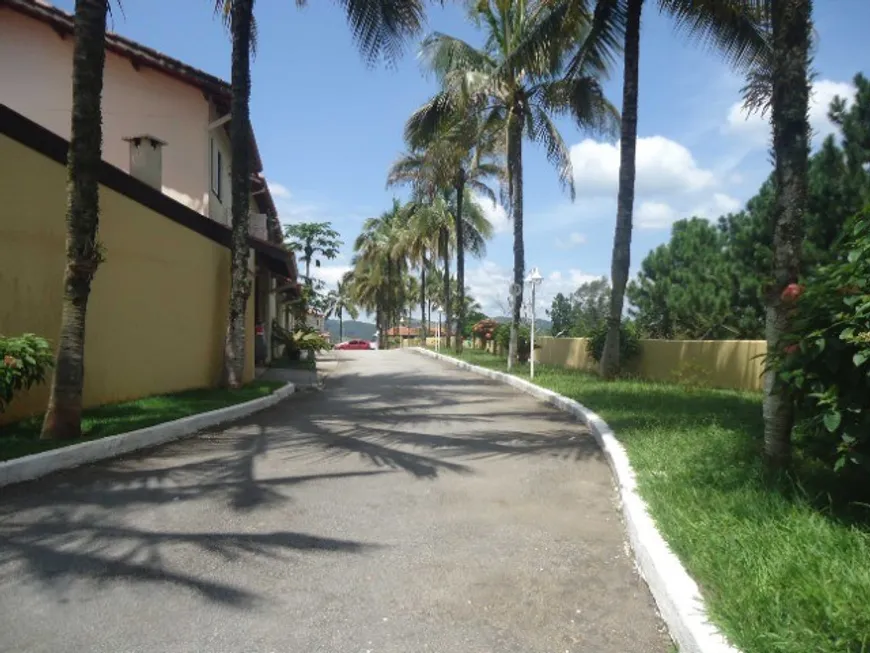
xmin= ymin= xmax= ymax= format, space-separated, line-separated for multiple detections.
xmin=548 ymin=278 xmax=610 ymax=337
xmin=773 ymin=211 xmax=870 ymax=475
xmin=284 ymin=221 xmax=343 ymax=283
xmin=548 ymin=293 xmax=575 ymax=337
xmin=628 ymin=219 xmax=732 ymax=339
xmin=627 ymin=76 xmax=869 ymax=343
xmin=408 ymin=0 xmax=618 ymax=368
xmin=41 ymin=0 xmax=109 ymax=440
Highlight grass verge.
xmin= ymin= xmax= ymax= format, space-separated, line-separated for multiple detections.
xmin=444 ymin=348 xmax=870 ymax=653
xmin=0 ymin=380 xmax=284 ymax=462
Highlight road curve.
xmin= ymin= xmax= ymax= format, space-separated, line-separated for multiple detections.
xmin=0 ymin=350 xmax=669 ymax=653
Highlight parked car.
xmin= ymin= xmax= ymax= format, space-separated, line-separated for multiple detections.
xmin=334 ymin=339 xmax=373 ymax=351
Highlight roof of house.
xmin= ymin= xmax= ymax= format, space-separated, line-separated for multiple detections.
xmin=0 ymin=102 xmax=298 ymax=283
xmin=4 ymin=0 xmax=283 ymax=243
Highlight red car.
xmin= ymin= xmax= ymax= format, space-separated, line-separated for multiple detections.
xmin=334 ymin=339 xmax=373 ymax=351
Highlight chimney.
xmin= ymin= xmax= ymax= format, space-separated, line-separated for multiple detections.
xmin=123 ymin=134 xmax=166 ymax=189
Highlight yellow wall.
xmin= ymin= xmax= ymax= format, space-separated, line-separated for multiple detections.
xmin=0 ymin=133 xmax=253 ymax=423
xmin=535 ymin=337 xmax=766 ymax=391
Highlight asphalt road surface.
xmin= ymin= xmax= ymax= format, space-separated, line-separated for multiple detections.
xmin=0 ymin=350 xmax=670 ymax=653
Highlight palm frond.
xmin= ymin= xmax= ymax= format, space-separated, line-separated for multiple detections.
xmin=563 ymin=0 xmax=627 ymax=82
xmin=419 ymin=32 xmax=494 ymax=82
xmin=532 ymin=76 xmax=619 ymax=137
xmin=526 ymin=106 xmax=575 ymax=199
xmin=658 ymin=0 xmax=769 ymax=71
xmin=335 ymin=0 xmax=426 ymax=66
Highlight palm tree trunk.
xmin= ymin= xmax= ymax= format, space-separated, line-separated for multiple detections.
xmin=41 ymin=0 xmax=109 ymax=441
xmin=764 ymin=0 xmax=811 ymax=469
xmin=220 ymin=0 xmax=254 ymax=388
xmin=441 ymin=228 xmax=452 ymax=350
xmin=507 ymin=106 xmax=524 ymax=370
xmin=339 ymin=307 xmax=343 ymax=342
xmin=600 ymin=0 xmax=642 ymax=380
xmin=420 ymin=262 xmax=427 ymax=343
xmin=454 ymin=173 xmax=466 ymax=352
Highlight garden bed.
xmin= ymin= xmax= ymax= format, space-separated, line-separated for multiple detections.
xmin=0 ymin=380 xmax=284 ymax=462
xmin=449 ymin=348 xmax=870 ymax=653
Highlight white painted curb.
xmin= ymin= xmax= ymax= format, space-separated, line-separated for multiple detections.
xmin=412 ymin=348 xmax=739 ymax=653
xmin=0 ymin=382 xmax=296 ymax=488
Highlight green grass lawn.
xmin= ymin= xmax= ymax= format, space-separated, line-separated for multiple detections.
xmin=0 ymin=380 xmax=284 ymax=462
xmin=448 ymin=348 xmax=870 ymax=653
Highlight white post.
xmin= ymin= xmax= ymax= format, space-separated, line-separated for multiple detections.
xmin=531 ymin=282 xmax=536 ymax=379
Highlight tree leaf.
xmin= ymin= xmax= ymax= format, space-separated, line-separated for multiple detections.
xmin=839 ymin=327 xmax=854 ymax=340
xmin=853 ymin=352 xmax=868 ymax=368
xmin=823 ymin=410 xmax=842 ymax=433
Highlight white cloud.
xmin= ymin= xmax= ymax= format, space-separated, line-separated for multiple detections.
xmin=693 ymin=192 xmax=742 ymax=219
xmin=466 ymin=260 xmax=601 ymax=316
xmin=724 ymin=78 xmax=856 ymax=147
xmin=472 ymin=193 xmax=510 ymax=235
xmin=555 ymin=231 xmax=588 ymax=249
xmin=636 ymin=201 xmax=678 ymax=229
xmin=311 ymin=264 xmax=351 ymax=288
xmin=570 ymin=135 xmax=716 ymax=197
xmin=268 ymin=181 xmax=290 ymax=198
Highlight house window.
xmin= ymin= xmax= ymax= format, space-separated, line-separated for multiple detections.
xmin=210 ymin=138 xmax=222 ymax=201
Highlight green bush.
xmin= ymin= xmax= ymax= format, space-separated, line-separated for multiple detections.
xmin=774 ymin=211 xmax=870 ymax=472
xmin=586 ymin=321 xmax=641 ymax=366
xmin=0 ymin=334 xmax=53 ymax=413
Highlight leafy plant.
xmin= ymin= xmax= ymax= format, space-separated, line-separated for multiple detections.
xmin=587 ymin=322 xmax=641 ymax=367
xmin=0 ymin=334 xmax=54 ymax=413
xmin=773 ymin=211 xmax=870 ymax=472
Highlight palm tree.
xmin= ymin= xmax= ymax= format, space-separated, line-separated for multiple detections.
xmin=408 ymin=0 xmax=618 ymax=368
xmin=325 ymin=273 xmax=359 ymax=343
xmin=352 ymin=200 xmax=408 ymax=349
xmin=217 ymin=0 xmax=426 ymax=384
xmin=761 ymin=0 xmax=812 ymax=468
xmin=41 ymin=0 xmax=110 ymax=440
xmin=402 ymin=115 xmax=503 ymax=352
xmin=220 ymin=0 xmax=256 ymax=388
xmin=545 ymin=0 xmax=767 ymax=378
xmin=284 ymin=221 xmax=343 ymax=283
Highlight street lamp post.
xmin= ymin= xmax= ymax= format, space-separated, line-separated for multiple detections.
xmin=433 ymin=305 xmax=442 ymax=351
xmin=525 ymin=267 xmax=543 ymax=379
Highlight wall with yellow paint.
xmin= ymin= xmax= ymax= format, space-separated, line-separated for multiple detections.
xmin=0 ymin=133 xmax=253 ymax=424
xmin=533 ymin=337 xmax=765 ymax=391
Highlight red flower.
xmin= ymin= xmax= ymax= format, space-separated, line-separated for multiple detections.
xmin=3 ymin=355 xmax=18 ymax=368
xmin=781 ymin=283 xmax=804 ymax=302
xmin=783 ymin=344 xmax=799 ymax=355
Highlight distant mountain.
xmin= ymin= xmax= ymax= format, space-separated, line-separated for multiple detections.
xmin=325 ymin=319 xmax=377 ymax=342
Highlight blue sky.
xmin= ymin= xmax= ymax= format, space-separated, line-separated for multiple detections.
xmin=57 ymin=0 xmax=870 ymax=315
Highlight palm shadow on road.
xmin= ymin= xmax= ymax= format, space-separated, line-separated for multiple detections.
xmin=0 ymin=355 xmax=600 ymax=608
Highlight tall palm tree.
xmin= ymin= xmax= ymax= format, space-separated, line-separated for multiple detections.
xmin=218 ymin=0 xmax=427 ymax=384
xmin=325 ymin=273 xmax=359 ymax=343
xmin=545 ymin=0 xmax=767 ymax=378
xmin=41 ymin=0 xmax=110 ymax=440
xmin=408 ymin=0 xmax=618 ymax=368
xmin=402 ymin=116 xmax=503 ymax=352
xmin=353 ymin=200 xmax=408 ymax=349
xmin=762 ymin=0 xmax=812 ymax=468
xmin=220 ymin=0 xmax=256 ymax=388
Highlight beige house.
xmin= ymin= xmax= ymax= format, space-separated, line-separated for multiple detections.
xmin=0 ymin=0 xmax=298 ymax=421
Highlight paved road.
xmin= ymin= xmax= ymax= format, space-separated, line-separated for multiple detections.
xmin=0 ymin=350 xmax=670 ymax=653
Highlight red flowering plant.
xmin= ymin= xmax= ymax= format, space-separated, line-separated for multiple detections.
xmin=471 ymin=319 xmax=499 ymax=347
xmin=770 ymin=212 xmax=870 ymax=471
xmin=0 ymin=334 xmax=54 ymax=413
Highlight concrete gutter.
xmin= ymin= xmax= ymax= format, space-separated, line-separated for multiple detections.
xmin=412 ymin=348 xmax=739 ymax=653
xmin=0 ymin=382 xmax=295 ymax=488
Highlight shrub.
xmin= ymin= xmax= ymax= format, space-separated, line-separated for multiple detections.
xmin=586 ymin=321 xmax=641 ymax=366
xmin=773 ymin=212 xmax=870 ymax=472
xmin=0 ymin=334 xmax=54 ymax=413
